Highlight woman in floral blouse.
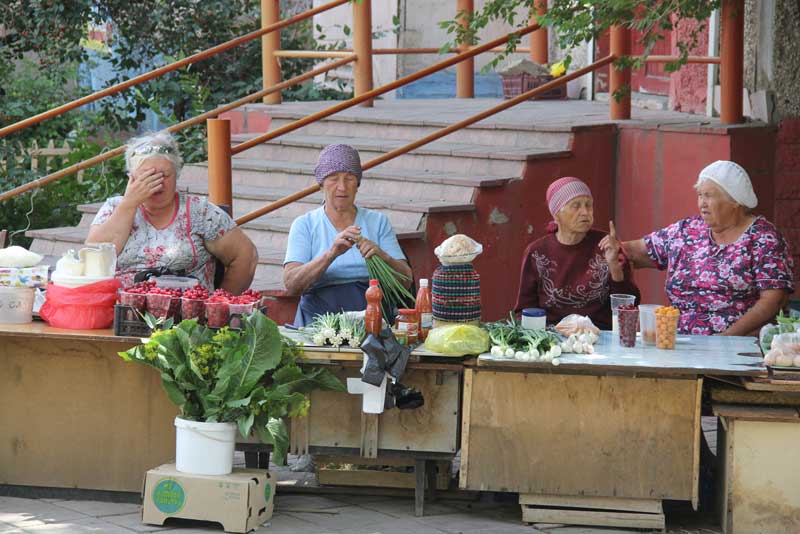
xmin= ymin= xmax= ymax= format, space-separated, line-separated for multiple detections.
xmin=87 ymin=132 xmax=258 ymax=293
xmin=604 ymin=160 xmax=795 ymax=336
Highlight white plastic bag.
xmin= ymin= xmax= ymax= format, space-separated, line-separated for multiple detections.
xmin=764 ymin=333 xmax=800 ymax=367
xmin=554 ymin=314 xmax=600 ymax=337
xmin=0 ymin=246 xmax=43 ymax=268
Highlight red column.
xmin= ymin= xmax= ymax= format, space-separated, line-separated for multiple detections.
xmin=530 ymin=0 xmax=548 ymax=64
xmin=720 ymin=0 xmax=744 ymax=124
xmin=456 ymin=0 xmax=475 ymax=98
xmin=609 ymin=25 xmax=631 ymax=120
xmin=261 ymin=0 xmax=281 ymax=104
xmin=352 ymin=0 xmax=374 ymax=107
xmin=207 ymin=119 xmax=233 ymax=210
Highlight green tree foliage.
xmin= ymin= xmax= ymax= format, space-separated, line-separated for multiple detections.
xmin=439 ymin=0 xmax=722 ymax=73
xmin=0 ymin=1 xmax=349 ymax=242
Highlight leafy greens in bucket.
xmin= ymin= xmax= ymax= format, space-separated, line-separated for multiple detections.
xmin=119 ymin=310 xmax=344 ymax=464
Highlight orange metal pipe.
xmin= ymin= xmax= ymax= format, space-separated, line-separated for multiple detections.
xmin=235 ymin=54 xmax=614 ymax=226
xmin=609 ymin=25 xmax=631 ymax=120
xmin=720 ymin=0 xmax=744 ymax=124
xmin=530 ymin=0 xmax=548 ymax=64
xmin=230 ymin=22 xmax=541 ymax=160
xmin=354 ymin=46 xmax=532 ymax=55
xmin=639 ymin=55 xmax=721 ymax=64
xmin=0 ymin=0 xmax=349 ymax=138
xmin=352 ymin=0 xmax=374 ymax=106
xmin=456 ymin=0 xmax=474 ymax=98
xmin=274 ymin=50 xmax=354 ymax=58
xmin=207 ymin=119 xmax=233 ymax=209
xmin=261 ymin=0 xmax=282 ymax=105
xmin=0 ymin=57 xmax=355 ymax=203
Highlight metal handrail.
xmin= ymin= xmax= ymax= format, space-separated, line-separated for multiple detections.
xmin=0 ymin=56 xmax=356 ymax=203
xmin=0 ymin=0 xmax=349 ymax=138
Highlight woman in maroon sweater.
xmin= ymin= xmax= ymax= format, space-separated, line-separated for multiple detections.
xmin=514 ymin=176 xmax=639 ymax=329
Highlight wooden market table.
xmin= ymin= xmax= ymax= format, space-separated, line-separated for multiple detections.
xmin=0 ymin=322 xmax=463 ymax=514
xmin=709 ymin=377 xmax=800 ymax=534
xmin=459 ymin=331 xmax=766 ymax=530
xmin=252 ymin=329 xmax=465 ymax=516
xmin=0 ymin=322 xmax=178 ymax=493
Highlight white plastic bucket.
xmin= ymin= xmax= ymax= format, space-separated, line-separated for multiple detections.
xmin=174 ymin=417 xmax=236 ymax=475
xmin=0 ymin=286 xmax=35 ymax=323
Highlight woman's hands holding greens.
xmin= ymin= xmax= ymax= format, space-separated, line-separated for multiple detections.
xmin=329 ymin=225 xmax=362 ymax=259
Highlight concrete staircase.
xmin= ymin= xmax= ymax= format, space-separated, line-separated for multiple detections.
xmin=27 ymin=99 xmax=580 ymax=323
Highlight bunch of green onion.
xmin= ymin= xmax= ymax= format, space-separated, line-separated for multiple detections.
xmin=365 ymin=255 xmax=415 ymax=314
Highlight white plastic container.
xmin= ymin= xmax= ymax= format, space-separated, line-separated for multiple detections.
xmin=347 ymin=375 xmax=388 ymax=414
xmin=156 ymin=276 xmax=199 ymax=290
xmin=174 ymin=417 xmax=236 ymax=475
xmin=0 ymin=286 xmax=35 ymax=323
xmin=521 ymin=307 xmax=547 ymax=330
xmin=50 ymin=272 xmax=114 ymax=289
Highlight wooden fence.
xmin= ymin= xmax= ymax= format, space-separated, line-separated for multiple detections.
xmin=0 ymin=140 xmax=83 ymax=182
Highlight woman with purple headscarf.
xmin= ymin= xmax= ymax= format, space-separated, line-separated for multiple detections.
xmin=283 ymin=144 xmax=413 ymax=326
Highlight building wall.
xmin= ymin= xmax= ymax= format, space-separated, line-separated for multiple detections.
xmin=668 ymin=17 xmax=709 ymax=114
xmin=313 ymin=0 xmax=593 ymax=100
xmin=744 ymin=0 xmax=800 ymax=122
xmin=312 ymin=0 xmax=398 ymax=96
xmin=775 ymin=118 xmax=800 ymax=294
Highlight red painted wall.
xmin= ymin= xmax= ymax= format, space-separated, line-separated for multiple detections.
xmin=775 ymin=118 xmax=800 ymax=296
xmin=669 ymin=18 xmax=709 ymax=114
xmin=414 ymin=127 xmax=617 ymax=322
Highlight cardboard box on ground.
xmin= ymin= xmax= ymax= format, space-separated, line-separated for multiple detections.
xmin=141 ymin=464 xmax=276 ymax=533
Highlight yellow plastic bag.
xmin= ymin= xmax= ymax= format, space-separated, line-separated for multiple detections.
xmin=424 ymin=324 xmax=489 ymax=356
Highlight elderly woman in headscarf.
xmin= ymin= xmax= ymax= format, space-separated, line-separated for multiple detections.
xmin=603 ymin=160 xmax=795 ymax=336
xmin=283 ymin=144 xmax=413 ymax=326
xmin=514 ymin=176 xmax=640 ymax=329
xmin=87 ymin=132 xmax=258 ymax=293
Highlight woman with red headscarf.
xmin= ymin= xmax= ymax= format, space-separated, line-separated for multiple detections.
xmin=514 ymin=176 xmax=639 ymax=329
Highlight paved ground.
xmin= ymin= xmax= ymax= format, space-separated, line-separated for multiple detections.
xmin=0 ymin=420 xmax=723 ymax=534
xmin=0 ymin=492 xmax=722 ymax=534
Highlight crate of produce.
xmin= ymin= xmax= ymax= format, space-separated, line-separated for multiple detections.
xmin=113 ymin=304 xmax=152 ymax=337
xmin=500 ymin=72 xmax=566 ymax=100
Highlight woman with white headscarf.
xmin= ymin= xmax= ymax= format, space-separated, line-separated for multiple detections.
xmin=602 ymin=160 xmax=795 ymax=336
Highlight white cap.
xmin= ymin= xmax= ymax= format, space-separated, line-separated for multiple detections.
xmin=697 ymin=160 xmax=758 ymax=209
xmin=419 ymin=278 xmax=429 ymax=287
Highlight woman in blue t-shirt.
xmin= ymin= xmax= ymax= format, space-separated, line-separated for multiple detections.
xmin=283 ymin=144 xmax=413 ymax=326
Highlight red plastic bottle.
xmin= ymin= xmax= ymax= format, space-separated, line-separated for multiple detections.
xmin=415 ymin=278 xmax=432 ymax=342
xmin=364 ymin=279 xmax=383 ymax=335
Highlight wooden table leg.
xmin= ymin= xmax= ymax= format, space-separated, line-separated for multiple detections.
xmin=426 ymin=460 xmax=438 ymax=502
xmin=415 ymin=458 xmax=426 ymax=517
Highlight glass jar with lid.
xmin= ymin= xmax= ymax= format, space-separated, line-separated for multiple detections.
xmin=394 ymin=308 xmax=419 ymax=345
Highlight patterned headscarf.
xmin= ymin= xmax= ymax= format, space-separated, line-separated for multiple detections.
xmin=546 ymin=176 xmax=593 ymax=217
xmin=314 ymin=144 xmax=362 ymax=186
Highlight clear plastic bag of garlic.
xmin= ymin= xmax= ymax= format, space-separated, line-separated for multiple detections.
xmin=763 ymin=333 xmax=800 ymax=367
xmin=555 ymin=314 xmax=600 ymax=354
